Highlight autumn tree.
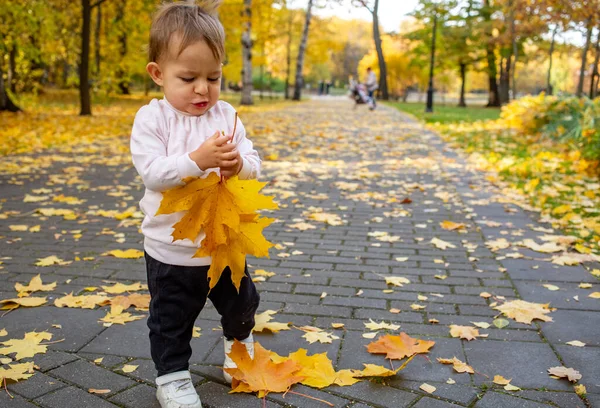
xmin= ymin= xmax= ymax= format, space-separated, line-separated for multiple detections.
xmin=353 ymin=0 xmax=388 ymax=100
xmin=292 ymin=0 xmax=313 ymax=100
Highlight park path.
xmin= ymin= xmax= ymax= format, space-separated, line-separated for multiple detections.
xmin=0 ymin=99 xmax=598 ymax=408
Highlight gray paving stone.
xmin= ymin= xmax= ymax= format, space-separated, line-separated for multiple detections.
xmin=48 ymin=359 xmax=136 ymax=396
xmin=326 ymin=381 xmax=418 ymax=408
xmin=7 ymin=372 xmax=67 ymax=400
xmin=80 ymin=318 xmax=222 ymax=364
xmin=267 ymin=384 xmax=352 ymax=407
xmin=541 ymin=310 xmax=600 ymax=347
xmin=0 ymin=306 xmax=106 ymax=352
xmin=0 ymin=391 xmax=40 ymax=407
xmin=518 ymin=390 xmax=586 ymax=408
xmin=197 ymin=381 xmax=282 ymax=407
xmin=411 ymin=397 xmax=465 ymax=407
xmin=513 ymin=280 xmax=600 ymax=311
xmin=34 ymin=350 xmax=79 ymax=372
xmin=108 ymin=384 xmax=161 ymax=408
xmin=473 ymin=391 xmax=556 ymax=407
xmin=554 ymin=345 xmax=600 ymax=395
xmin=463 ymin=340 xmax=571 ymax=391
xmin=34 ymin=386 xmax=120 ymax=408
xmin=389 ymin=380 xmax=478 ymax=406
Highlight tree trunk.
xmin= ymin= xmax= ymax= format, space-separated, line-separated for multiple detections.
xmin=8 ymin=43 xmax=17 ymax=93
xmin=80 ymin=0 xmax=92 ymax=115
xmin=116 ymin=0 xmax=129 ymax=94
xmin=0 ymin=67 xmax=21 ymax=112
xmin=482 ymin=0 xmax=500 ymax=107
xmin=500 ymin=54 xmax=511 ymax=105
xmin=293 ymin=0 xmax=313 ymax=101
xmin=589 ymin=30 xmax=600 ymax=99
xmin=241 ymin=0 xmax=253 ymax=105
xmin=371 ymin=0 xmax=388 ymax=100
xmin=94 ymin=3 xmax=101 ymax=75
xmin=510 ymin=7 xmax=518 ymax=100
xmin=284 ymin=6 xmax=293 ymax=100
xmin=458 ymin=62 xmax=467 ymax=107
xmin=577 ymin=19 xmax=592 ymax=97
xmin=546 ymin=25 xmax=557 ymax=95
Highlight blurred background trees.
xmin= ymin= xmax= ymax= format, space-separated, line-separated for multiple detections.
xmin=1 ymin=0 xmax=599 ymax=113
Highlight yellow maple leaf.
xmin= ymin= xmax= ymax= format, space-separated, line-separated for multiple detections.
xmin=99 ymin=305 xmax=145 ymax=325
xmin=35 ymin=255 xmax=71 ymax=266
xmin=437 ymin=356 xmax=474 ymax=373
xmin=101 ymin=282 xmax=147 ymax=294
xmin=15 ymin=274 xmax=57 ymax=297
xmin=366 ymin=333 xmax=435 ymax=360
xmin=226 ymin=340 xmax=303 ymax=398
xmin=494 ymin=299 xmax=553 ymax=324
xmin=449 ymin=325 xmax=480 ymax=341
xmin=103 ymin=249 xmax=144 ymax=259
xmin=158 ymin=173 xmax=277 ymax=291
xmin=54 ymin=293 xmax=110 ymax=309
xmin=0 ymin=331 xmax=52 ymax=360
xmin=440 ymin=221 xmax=466 ymax=231
xmin=282 ymin=349 xmax=337 ymax=388
xmin=252 ymin=310 xmax=290 ymax=333
xmin=0 ymin=361 xmax=35 ymax=383
xmin=0 ymin=297 xmax=47 ymax=310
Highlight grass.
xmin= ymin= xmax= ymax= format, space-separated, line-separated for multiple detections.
xmin=386 ymin=101 xmax=501 ymax=124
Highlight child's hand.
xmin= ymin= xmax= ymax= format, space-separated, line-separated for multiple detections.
xmin=220 ymin=150 xmax=242 ymax=178
xmin=189 ymin=131 xmax=238 ymax=171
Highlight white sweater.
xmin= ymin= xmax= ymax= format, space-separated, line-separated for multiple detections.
xmin=130 ymin=98 xmax=261 ymax=266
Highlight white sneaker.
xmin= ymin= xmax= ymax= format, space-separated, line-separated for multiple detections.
xmin=223 ymin=334 xmax=254 ymax=383
xmin=156 ymin=370 xmax=202 ymax=408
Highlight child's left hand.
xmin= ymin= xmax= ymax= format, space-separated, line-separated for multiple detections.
xmin=220 ymin=150 xmax=242 ymax=178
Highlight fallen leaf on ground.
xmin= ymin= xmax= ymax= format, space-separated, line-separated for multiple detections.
xmin=440 ymin=221 xmax=466 ymax=231
xmin=437 ymin=357 xmax=474 ymax=374
xmin=54 ymin=293 xmax=110 ymax=309
xmin=99 ymin=305 xmax=145 ymax=326
xmin=0 ymin=297 xmax=47 ymax=310
xmin=449 ymin=325 xmax=480 ymax=341
xmin=366 ymin=333 xmax=435 ymax=360
xmin=0 ymin=361 xmax=35 ymax=383
xmin=103 ymin=249 xmax=144 ymax=259
xmin=226 ymin=340 xmax=303 ymax=398
xmin=420 ymin=383 xmax=436 ymax=394
xmin=101 ymin=282 xmax=147 ymax=294
xmin=494 ymin=299 xmax=553 ymax=324
xmin=548 ymin=366 xmax=582 ymax=382
xmin=385 ymin=276 xmax=410 ymax=287
xmin=0 ymin=331 xmax=52 ymax=360
xmin=121 ymin=365 xmax=138 ymax=373
xmin=253 ymin=310 xmax=290 ymax=333
xmin=431 ymin=237 xmax=456 ymax=250
xmin=89 ymin=389 xmax=111 ymax=394
xmin=35 ymin=255 xmax=71 ymax=266
xmin=364 ymin=319 xmax=400 ymax=331
xmin=493 ymin=375 xmax=512 ymax=385
xmin=566 ymin=340 xmax=586 ymax=347
xmin=14 ymin=274 xmax=57 ymax=297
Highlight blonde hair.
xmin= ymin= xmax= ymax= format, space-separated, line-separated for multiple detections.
xmin=148 ymin=1 xmax=225 ymax=63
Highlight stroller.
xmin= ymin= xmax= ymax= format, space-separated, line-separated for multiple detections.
xmin=349 ymin=81 xmax=375 ymax=110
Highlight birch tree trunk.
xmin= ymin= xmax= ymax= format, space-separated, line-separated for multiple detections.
xmin=293 ymin=0 xmax=313 ymax=101
xmin=241 ymin=0 xmax=253 ymax=105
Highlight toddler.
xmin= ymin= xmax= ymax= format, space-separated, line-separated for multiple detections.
xmin=130 ymin=2 xmax=261 ymax=407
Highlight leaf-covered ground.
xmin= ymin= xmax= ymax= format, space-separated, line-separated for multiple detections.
xmin=0 ymin=97 xmax=598 ymax=407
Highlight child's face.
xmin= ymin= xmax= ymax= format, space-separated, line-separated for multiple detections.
xmin=147 ymin=39 xmax=221 ymax=116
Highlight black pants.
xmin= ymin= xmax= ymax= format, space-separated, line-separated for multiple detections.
xmin=145 ymin=253 xmax=260 ymax=376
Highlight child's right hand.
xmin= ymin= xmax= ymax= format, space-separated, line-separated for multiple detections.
xmin=189 ymin=131 xmax=238 ymax=171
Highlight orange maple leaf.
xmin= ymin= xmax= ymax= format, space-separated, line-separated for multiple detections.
xmin=157 ymin=173 xmax=278 ymax=291
xmin=366 ymin=333 xmax=435 ymax=360
xmin=225 ymin=340 xmax=304 ymax=398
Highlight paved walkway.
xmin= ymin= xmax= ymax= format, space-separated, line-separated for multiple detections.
xmin=0 ymin=100 xmax=598 ymax=408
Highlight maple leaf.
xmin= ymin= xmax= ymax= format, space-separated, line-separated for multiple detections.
xmin=548 ymin=366 xmax=582 ymax=382
xmin=252 ymin=310 xmax=290 ymax=333
xmin=226 ymin=340 xmax=303 ymax=398
xmin=101 ymin=282 xmax=147 ymax=294
xmin=14 ymin=274 xmax=57 ymax=297
xmin=99 ymin=305 xmax=145 ymax=325
xmin=440 ymin=221 xmax=466 ymax=231
xmin=0 ymin=362 xmax=35 ymax=383
xmin=385 ymin=276 xmax=410 ymax=287
xmin=493 ymin=375 xmax=512 ymax=385
xmin=364 ymin=319 xmax=400 ymax=331
xmin=0 ymin=331 xmax=52 ymax=360
xmin=103 ymin=249 xmax=144 ymax=259
xmin=437 ymin=357 xmax=474 ymax=374
xmin=431 ymin=237 xmax=456 ymax=250
xmin=0 ymin=297 xmax=47 ymax=310
xmin=494 ymin=299 xmax=553 ymax=324
xmin=157 ymin=173 xmax=278 ymax=291
xmin=282 ymin=349 xmax=337 ymax=388
xmin=109 ymin=293 xmax=150 ymax=310
xmin=54 ymin=293 xmax=110 ymax=309
xmin=35 ymin=255 xmax=71 ymax=266
xmin=302 ymin=331 xmax=339 ymax=344
xmin=366 ymin=333 xmax=435 ymax=360
xmin=449 ymin=325 xmax=480 ymax=341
